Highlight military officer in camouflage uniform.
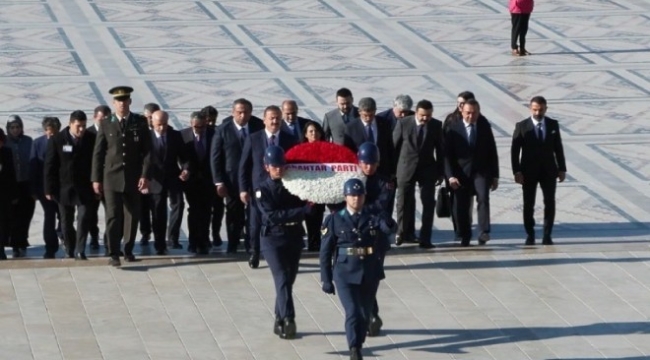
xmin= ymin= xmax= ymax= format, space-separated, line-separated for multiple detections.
xmin=92 ymin=86 xmax=152 ymax=266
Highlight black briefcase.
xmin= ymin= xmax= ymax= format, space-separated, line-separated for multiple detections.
xmin=436 ymin=186 xmax=451 ymax=218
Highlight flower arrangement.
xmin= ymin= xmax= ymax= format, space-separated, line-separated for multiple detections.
xmin=283 ymin=142 xmax=365 ymax=204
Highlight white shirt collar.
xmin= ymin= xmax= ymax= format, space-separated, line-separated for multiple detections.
xmin=234 ymin=122 xmax=248 ymax=131
xmin=154 ymin=131 xmax=165 ymax=139
xmin=531 ymin=116 xmax=545 ymax=126
xmin=265 ymin=129 xmax=280 ymax=138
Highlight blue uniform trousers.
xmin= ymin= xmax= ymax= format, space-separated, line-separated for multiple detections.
xmin=262 ymin=238 xmax=302 ymax=319
xmin=335 ymin=276 xmax=380 ymax=348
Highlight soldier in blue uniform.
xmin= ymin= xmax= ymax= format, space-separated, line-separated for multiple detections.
xmin=356 ymin=142 xmax=395 ymax=337
xmin=320 ymin=178 xmax=396 ymax=360
xmin=256 ymin=145 xmax=313 ymax=340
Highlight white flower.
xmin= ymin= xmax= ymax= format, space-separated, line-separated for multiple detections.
xmin=283 ymin=166 xmax=365 ymax=204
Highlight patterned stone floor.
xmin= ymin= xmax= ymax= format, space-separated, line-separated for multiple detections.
xmin=0 ymin=0 xmax=649 ymax=359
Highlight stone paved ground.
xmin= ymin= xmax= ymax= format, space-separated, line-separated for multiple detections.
xmin=1 ymin=0 xmax=649 ymax=358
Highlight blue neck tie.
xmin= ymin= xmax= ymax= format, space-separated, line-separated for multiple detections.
xmin=366 ymin=124 xmax=374 ymax=143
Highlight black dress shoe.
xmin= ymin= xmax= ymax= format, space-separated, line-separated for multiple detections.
xmin=212 ymin=237 xmax=223 ymax=247
xmin=525 ymin=236 xmax=535 ymax=246
xmin=43 ymin=252 xmax=56 ymax=259
xmin=542 ymin=236 xmax=554 ymax=245
xmin=156 ymin=249 xmax=168 ymax=256
xmin=418 ymin=242 xmax=435 ymax=249
xmin=108 ymin=257 xmax=121 ymax=266
xmin=273 ymin=317 xmax=282 ymax=336
xmin=187 ymin=245 xmax=197 ymax=253
xmin=350 ymin=347 xmax=362 ymax=360
xmin=89 ymin=241 xmax=100 ymax=250
xmin=460 ymin=239 xmax=470 ymax=247
xmin=124 ymin=254 xmax=136 ymax=262
xmin=66 ymin=252 xmax=75 ymax=259
xmin=281 ymin=318 xmax=296 ymax=339
xmin=226 ymin=248 xmax=237 ymax=254
xmin=367 ymin=316 xmax=383 ymax=337
xmin=395 ymin=235 xmax=403 ymax=246
xmin=75 ymin=253 xmax=88 ymax=261
xmin=196 ymin=247 xmax=209 ymax=255
xmin=249 ymin=252 xmax=260 ymax=269
xmin=0 ymin=252 xmax=6 ymax=260
xmin=171 ymin=242 xmax=182 ymax=250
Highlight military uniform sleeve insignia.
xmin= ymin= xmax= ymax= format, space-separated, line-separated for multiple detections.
xmin=255 ymin=190 xmax=262 ymax=199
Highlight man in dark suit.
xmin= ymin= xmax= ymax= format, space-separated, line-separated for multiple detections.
xmin=239 ymin=105 xmax=298 ymax=268
xmin=281 ymin=100 xmax=311 ymax=142
xmin=92 ymin=86 xmax=152 ymax=266
xmin=444 ymin=99 xmax=499 ymax=247
xmin=211 ymin=99 xmax=264 ymax=254
xmin=0 ymin=129 xmax=18 ymax=260
xmin=138 ymin=103 xmax=161 ymax=247
xmin=148 ymin=111 xmax=189 ymax=255
xmin=181 ymin=111 xmax=215 ymax=254
xmin=376 ymin=94 xmax=414 ymax=131
xmin=30 ymin=117 xmax=62 ymax=258
xmin=86 ymin=105 xmax=111 ymax=250
xmin=393 ymin=99 xmax=443 ymax=249
xmin=343 ymin=97 xmax=394 ymax=179
xmin=45 ymin=110 xmax=96 ymax=260
xmin=201 ymin=105 xmax=224 ymax=247
xmin=511 ymin=96 xmax=566 ymax=245
xmin=322 ymin=88 xmax=359 ymax=145
xmin=219 ymin=99 xmax=263 ymax=126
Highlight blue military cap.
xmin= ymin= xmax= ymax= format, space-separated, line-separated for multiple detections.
xmin=357 ymin=142 xmax=380 ymax=164
xmin=344 ymin=178 xmax=365 ymax=196
xmin=264 ymin=145 xmax=286 ymax=167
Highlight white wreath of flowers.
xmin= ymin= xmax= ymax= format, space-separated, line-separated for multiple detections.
xmin=283 ymin=165 xmax=366 ymax=204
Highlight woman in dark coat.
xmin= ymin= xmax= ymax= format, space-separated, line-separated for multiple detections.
xmin=0 ymin=128 xmax=18 ymax=260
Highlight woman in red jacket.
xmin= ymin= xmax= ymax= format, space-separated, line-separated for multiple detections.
xmin=509 ymin=0 xmax=534 ymax=56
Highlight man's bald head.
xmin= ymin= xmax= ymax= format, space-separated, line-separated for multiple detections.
xmin=151 ymin=110 xmax=169 ymax=134
xmin=281 ymin=99 xmax=298 ymax=123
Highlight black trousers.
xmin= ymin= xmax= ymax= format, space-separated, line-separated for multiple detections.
xmin=0 ymin=200 xmax=10 ymax=251
xmin=8 ymin=181 xmax=35 ymax=249
xmin=104 ymin=190 xmax=141 ymax=257
xmin=38 ymin=195 xmax=60 ymax=255
xmin=211 ymin=193 xmax=224 ymax=241
xmin=523 ymin=173 xmax=557 ymax=238
xmin=452 ymin=175 xmax=491 ymax=242
xmin=184 ymin=182 xmax=212 ymax=251
xmin=396 ymin=174 xmax=436 ymax=244
xmin=305 ymin=204 xmax=325 ymax=251
xmin=224 ymin=194 xmax=246 ymax=252
xmin=167 ymin=187 xmax=184 ymax=244
xmin=139 ymin=193 xmax=152 ymax=237
xmin=248 ymin=196 xmax=262 ymax=254
xmin=511 ymin=13 xmax=531 ymax=51
xmin=59 ymin=202 xmax=90 ymax=255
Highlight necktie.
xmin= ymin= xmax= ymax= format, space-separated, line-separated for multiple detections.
xmin=342 ymin=113 xmax=349 ymax=124
xmin=468 ymin=124 xmax=476 ymax=147
xmin=351 ymin=213 xmax=360 ymax=226
xmin=239 ymin=127 xmax=247 ymax=145
xmin=366 ymin=124 xmax=374 ymax=143
xmin=119 ymin=118 xmax=126 ymax=132
xmin=269 ymin=134 xmax=276 ymax=147
xmin=537 ymin=123 xmax=543 ymax=142
xmin=417 ymin=124 xmax=425 ymax=148
xmin=158 ymin=136 xmax=166 ymax=158
xmin=196 ymin=135 xmax=205 ymax=159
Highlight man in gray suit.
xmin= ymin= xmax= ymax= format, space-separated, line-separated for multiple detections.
xmin=322 ymin=88 xmax=359 ymax=145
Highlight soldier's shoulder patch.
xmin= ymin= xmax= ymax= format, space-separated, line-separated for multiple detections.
xmin=255 ymin=190 xmax=262 ymax=199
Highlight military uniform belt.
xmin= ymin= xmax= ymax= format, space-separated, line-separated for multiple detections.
xmin=338 ymin=247 xmax=374 ymax=256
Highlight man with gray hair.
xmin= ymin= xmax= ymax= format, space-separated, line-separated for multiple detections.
xmin=376 ymin=94 xmax=414 ymax=131
xmin=343 ymin=97 xmax=394 ymax=178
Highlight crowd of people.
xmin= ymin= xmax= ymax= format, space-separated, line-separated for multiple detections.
xmin=0 ymin=86 xmax=566 ymax=262
xmin=0 ymin=84 xmax=567 ymax=359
